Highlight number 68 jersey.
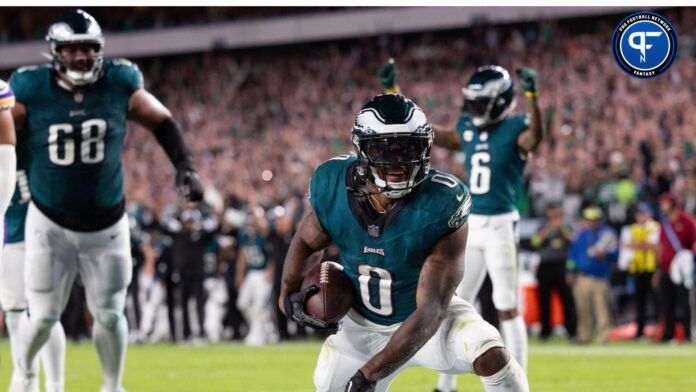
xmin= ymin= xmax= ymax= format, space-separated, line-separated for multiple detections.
xmin=456 ymin=113 xmax=529 ymax=216
xmin=309 ymin=155 xmax=471 ymax=326
xmin=9 ymin=59 xmax=143 ymax=217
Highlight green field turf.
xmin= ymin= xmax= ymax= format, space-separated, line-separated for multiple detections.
xmin=0 ymin=339 xmax=695 ymax=391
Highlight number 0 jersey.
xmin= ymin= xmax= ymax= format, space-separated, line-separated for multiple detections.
xmin=9 ymin=59 xmax=143 ymax=220
xmin=456 ymin=113 xmax=529 ymax=216
xmin=309 ymin=155 xmax=471 ymax=325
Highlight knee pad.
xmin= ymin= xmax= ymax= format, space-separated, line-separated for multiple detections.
xmin=96 ymin=309 xmax=124 ymax=332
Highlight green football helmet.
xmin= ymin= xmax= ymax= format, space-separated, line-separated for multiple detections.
xmin=351 ymin=94 xmax=433 ymax=199
xmin=46 ymin=9 xmax=105 ymax=86
xmin=462 ymin=65 xmax=516 ymax=127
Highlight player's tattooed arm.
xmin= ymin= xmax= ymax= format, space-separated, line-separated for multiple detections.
xmin=359 ymin=223 xmax=469 ymax=382
xmin=278 ymin=206 xmax=333 ymax=311
xmin=432 ymin=124 xmax=460 ymax=150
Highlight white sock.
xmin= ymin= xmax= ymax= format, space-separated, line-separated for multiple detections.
xmin=500 ymin=316 xmax=528 ymax=371
xmin=41 ymin=322 xmax=67 ymax=392
xmin=480 ymin=358 xmax=529 ymax=392
xmin=92 ymin=313 xmax=128 ymax=391
xmin=436 ymin=373 xmax=457 ymax=392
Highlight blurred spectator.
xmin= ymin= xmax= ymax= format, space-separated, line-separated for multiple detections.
xmin=531 ymin=203 xmax=576 ymax=340
xmin=235 ymin=213 xmax=275 ymax=346
xmin=656 ymin=193 xmax=695 ymax=343
xmin=618 ymin=202 xmax=660 ymax=339
xmin=267 ymin=206 xmax=307 ymax=341
xmin=567 ymin=207 xmax=618 ymax=344
xmin=166 ymin=208 xmax=219 ymax=342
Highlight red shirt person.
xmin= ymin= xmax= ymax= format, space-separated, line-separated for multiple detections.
xmin=657 ymin=193 xmax=695 ymax=342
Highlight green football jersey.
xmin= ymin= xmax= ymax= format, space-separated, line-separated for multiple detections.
xmin=240 ymin=231 xmax=269 ymax=271
xmin=9 ymin=59 xmax=143 ymax=217
xmin=309 ymin=155 xmax=471 ymax=325
xmin=456 ymin=113 xmax=529 ymax=216
xmin=5 ymin=129 xmax=31 ymax=244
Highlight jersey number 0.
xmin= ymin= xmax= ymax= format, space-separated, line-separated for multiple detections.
xmin=48 ymin=119 xmax=107 ymax=166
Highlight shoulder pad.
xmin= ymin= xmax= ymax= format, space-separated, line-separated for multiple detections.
xmin=427 ymin=171 xmax=471 ymax=230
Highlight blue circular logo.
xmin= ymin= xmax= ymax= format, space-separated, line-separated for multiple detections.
xmin=612 ymin=11 xmax=678 ymax=78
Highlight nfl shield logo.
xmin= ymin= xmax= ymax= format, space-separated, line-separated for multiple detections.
xmin=368 ymin=224 xmax=380 ymax=238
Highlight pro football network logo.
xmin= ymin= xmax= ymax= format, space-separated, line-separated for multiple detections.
xmin=612 ymin=11 xmax=678 ymax=78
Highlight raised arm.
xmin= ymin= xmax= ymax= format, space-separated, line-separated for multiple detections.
xmin=128 ymin=89 xmax=203 ymax=202
xmin=433 ymin=123 xmax=461 ymax=150
xmin=515 ymin=67 xmax=545 ymax=155
xmin=351 ymin=223 xmax=468 ymax=386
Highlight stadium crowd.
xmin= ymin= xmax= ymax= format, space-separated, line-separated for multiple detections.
xmin=3 ymin=8 xmax=696 ymax=345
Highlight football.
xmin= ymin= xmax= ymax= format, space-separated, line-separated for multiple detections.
xmin=301 ymin=261 xmax=354 ymax=324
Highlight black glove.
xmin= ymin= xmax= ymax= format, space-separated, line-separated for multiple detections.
xmin=284 ymin=285 xmax=338 ymax=332
xmin=176 ymin=169 xmax=204 ymax=202
xmin=345 ymin=370 xmax=376 ymax=392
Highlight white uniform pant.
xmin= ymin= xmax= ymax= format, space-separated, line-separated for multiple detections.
xmin=0 ymin=242 xmax=28 ymax=310
xmin=236 ymin=269 xmax=273 ymax=345
xmin=24 ymin=202 xmax=132 ymax=326
xmin=457 ymin=213 xmax=520 ymax=311
xmin=314 ymin=297 xmax=505 ymax=391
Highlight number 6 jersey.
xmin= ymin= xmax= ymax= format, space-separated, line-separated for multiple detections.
xmin=309 ymin=155 xmax=471 ymax=325
xmin=9 ymin=59 xmax=143 ymax=222
xmin=456 ymin=113 xmax=529 ymax=216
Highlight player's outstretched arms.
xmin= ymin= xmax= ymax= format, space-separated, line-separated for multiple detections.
xmin=279 ymin=206 xmax=334 ymax=329
xmin=432 ymin=124 xmax=461 ymax=150
xmin=351 ymin=223 xmax=469 ymax=388
xmin=515 ymin=67 xmax=545 ymax=155
xmin=127 ymin=89 xmax=203 ymax=202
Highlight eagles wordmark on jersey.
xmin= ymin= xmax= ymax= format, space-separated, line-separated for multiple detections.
xmin=309 ymin=154 xmax=471 ymax=325
xmin=9 ymin=59 xmax=143 ymax=218
xmin=457 ymin=112 xmax=529 ymax=215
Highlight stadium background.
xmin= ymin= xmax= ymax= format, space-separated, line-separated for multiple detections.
xmin=1 ymin=6 xmax=695 ymax=391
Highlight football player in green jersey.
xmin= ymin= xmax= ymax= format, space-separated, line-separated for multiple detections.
xmin=431 ymin=65 xmax=545 ymax=392
xmin=9 ymin=10 xmax=203 ymax=392
xmin=235 ymin=214 xmax=274 ymax=346
xmin=279 ymin=95 xmax=528 ymax=392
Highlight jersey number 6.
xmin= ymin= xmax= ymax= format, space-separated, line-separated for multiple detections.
xmin=48 ymin=119 xmax=107 ymax=166
xmin=469 ymin=152 xmax=491 ymax=195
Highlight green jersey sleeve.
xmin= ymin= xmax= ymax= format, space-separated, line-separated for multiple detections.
xmin=308 ymin=155 xmax=353 ymax=232
xmin=434 ymin=173 xmax=472 ymax=235
xmin=9 ymin=65 xmax=49 ymax=106
xmin=109 ymin=59 xmax=144 ymax=97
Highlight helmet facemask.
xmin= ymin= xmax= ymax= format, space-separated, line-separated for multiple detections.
xmin=46 ymin=10 xmax=105 ymax=87
xmin=353 ymin=132 xmax=432 ymax=199
xmin=51 ymin=41 xmax=104 ymax=87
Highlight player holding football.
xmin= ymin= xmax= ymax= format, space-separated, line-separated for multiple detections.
xmin=426 ymin=65 xmax=545 ymax=392
xmin=9 ymin=10 xmax=203 ymax=392
xmin=1 ymin=76 xmax=68 ymax=392
xmin=279 ymin=94 xmax=529 ymax=391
